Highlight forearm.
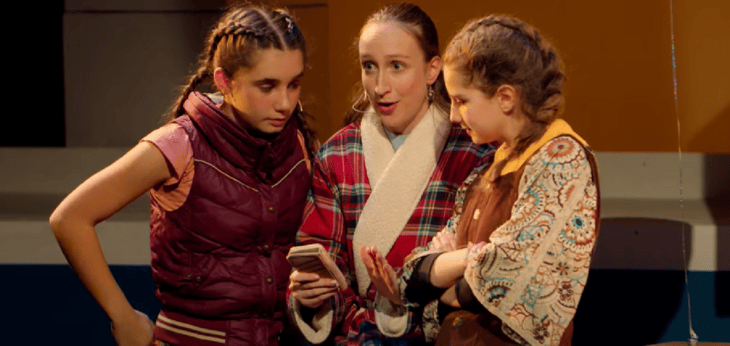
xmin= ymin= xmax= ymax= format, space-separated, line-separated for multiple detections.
xmin=51 ymin=142 xmax=171 ymax=324
xmin=430 ymin=248 xmax=467 ymax=288
xmin=51 ymin=219 xmax=136 ymax=323
xmin=439 ymin=285 xmax=460 ymax=308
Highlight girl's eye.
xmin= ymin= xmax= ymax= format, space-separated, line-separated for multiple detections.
xmin=288 ymin=80 xmax=301 ymax=89
xmin=362 ymin=62 xmax=375 ymax=71
xmin=392 ymin=62 xmax=404 ymax=70
xmin=259 ymin=85 xmax=274 ymax=92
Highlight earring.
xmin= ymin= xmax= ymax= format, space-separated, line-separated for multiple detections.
xmin=427 ymin=84 xmax=435 ymax=102
xmin=297 ymin=100 xmax=304 ymax=114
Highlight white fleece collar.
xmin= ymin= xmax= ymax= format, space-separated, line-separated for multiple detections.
xmin=353 ymin=105 xmax=451 ymax=296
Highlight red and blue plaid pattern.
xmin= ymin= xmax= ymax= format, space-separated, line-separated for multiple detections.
xmin=289 ymin=122 xmax=494 ymax=345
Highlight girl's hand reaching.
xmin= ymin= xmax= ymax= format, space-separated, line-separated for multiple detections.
xmin=111 ymin=309 xmax=155 ymax=346
xmin=428 ymin=231 xmax=457 ymax=252
xmin=359 ymin=246 xmax=401 ymax=305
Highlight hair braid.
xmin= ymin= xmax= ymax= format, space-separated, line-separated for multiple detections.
xmin=166 ymin=30 xmax=220 ymax=121
xmin=164 ymin=4 xmax=316 ymax=155
xmin=491 ymin=16 xmax=565 ymax=121
xmin=445 ymin=14 xmax=566 ymax=181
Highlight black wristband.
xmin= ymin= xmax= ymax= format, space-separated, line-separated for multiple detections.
xmin=455 ymin=278 xmax=485 ymax=313
xmin=404 ymin=253 xmax=448 ymax=306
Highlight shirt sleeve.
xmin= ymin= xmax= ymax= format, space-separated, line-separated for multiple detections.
xmin=141 ymin=123 xmax=192 ymax=184
xmin=462 ymin=137 xmax=599 ymax=346
xmin=141 ymin=123 xmax=194 ymax=211
xmin=286 ymin=152 xmax=352 ymax=344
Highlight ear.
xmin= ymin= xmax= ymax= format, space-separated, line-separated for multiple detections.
xmin=213 ymin=68 xmax=231 ymax=94
xmin=496 ymin=85 xmax=518 ymax=114
xmin=425 ymin=56 xmax=442 ymax=85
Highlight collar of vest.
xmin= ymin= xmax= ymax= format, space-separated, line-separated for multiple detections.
xmin=494 ymin=118 xmax=589 ymax=176
xmin=183 ymin=91 xmax=299 ymax=176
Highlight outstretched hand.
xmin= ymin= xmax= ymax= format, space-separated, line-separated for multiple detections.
xmin=359 ymin=246 xmax=401 ymax=306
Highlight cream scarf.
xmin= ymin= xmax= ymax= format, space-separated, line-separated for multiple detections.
xmin=352 ymin=105 xmax=452 ymax=296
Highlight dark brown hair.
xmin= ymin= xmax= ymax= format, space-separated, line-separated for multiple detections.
xmin=344 ymin=2 xmax=449 ymax=125
xmin=444 ymin=14 xmax=565 ymax=180
xmin=167 ymin=4 xmax=317 ymax=156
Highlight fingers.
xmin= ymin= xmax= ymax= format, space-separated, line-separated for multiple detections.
xmin=289 ymin=270 xmax=333 ymax=287
xmin=373 ymin=251 xmax=398 ymax=294
xmin=289 ymin=270 xmax=338 ymax=291
xmin=295 ymin=285 xmax=338 ymax=300
xmin=293 ymin=279 xmax=338 ymax=291
xmin=440 ymin=232 xmax=454 ymax=251
xmin=360 ymin=246 xmax=382 ymax=286
xmin=430 ymin=237 xmax=439 ymax=250
xmin=361 ymin=246 xmax=387 ymax=280
xmin=291 ymin=283 xmax=339 ymax=309
xmin=431 ymin=232 xmax=458 ymax=252
xmin=296 ymin=290 xmax=338 ymax=309
xmin=359 ymin=246 xmax=376 ymax=271
xmin=290 ymin=270 xmax=320 ymax=283
xmin=373 ymin=252 xmax=391 ymax=285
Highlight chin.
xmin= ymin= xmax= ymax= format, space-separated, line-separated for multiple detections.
xmin=249 ymin=127 xmax=282 ymax=139
xmin=378 ymin=118 xmax=402 ymax=134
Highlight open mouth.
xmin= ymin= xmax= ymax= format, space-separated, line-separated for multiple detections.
xmin=377 ymin=102 xmax=397 ymax=115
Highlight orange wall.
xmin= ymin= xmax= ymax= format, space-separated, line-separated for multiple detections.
xmin=243 ymin=0 xmax=730 ymax=153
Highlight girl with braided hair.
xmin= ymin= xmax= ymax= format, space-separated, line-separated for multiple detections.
xmin=364 ymin=14 xmax=601 ymax=346
xmin=50 ymin=4 xmax=315 ymax=346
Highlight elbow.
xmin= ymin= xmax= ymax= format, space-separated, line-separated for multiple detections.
xmin=49 ymin=207 xmax=69 ymax=238
xmin=49 ymin=209 xmax=63 ymax=236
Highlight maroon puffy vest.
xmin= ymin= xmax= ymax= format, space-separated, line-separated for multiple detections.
xmin=149 ymin=92 xmax=310 ymax=326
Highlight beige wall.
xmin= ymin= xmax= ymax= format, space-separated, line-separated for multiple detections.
xmin=244 ymin=0 xmax=730 ymax=153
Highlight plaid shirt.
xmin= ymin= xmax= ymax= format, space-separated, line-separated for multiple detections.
xmin=288 ymin=122 xmax=494 ymax=345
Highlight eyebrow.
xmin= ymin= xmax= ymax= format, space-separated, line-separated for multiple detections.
xmin=254 ymin=72 xmax=304 ymax=84
xmin=385 ymin=54 xmax=411 ymax=60
xmin=359 ymin=54 xmax=412 ymax=60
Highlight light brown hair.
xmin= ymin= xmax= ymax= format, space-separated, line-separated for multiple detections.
xmin=345 ymin=2 xmax=449 ymax=125
xmin=445 ymin=14 xmax=566 ymax=179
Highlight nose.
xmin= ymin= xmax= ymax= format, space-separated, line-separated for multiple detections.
xmin=373 ymin=71 xmax=390 ymax=96
xmin=449 ymin=103 xmax=462 ymax=124
xmin=274 ymin=89 xmax=294 ymax=115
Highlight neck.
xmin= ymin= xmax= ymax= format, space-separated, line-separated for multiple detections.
xmin=218 ymin=101 xmax=239 ymax=125
xmin=502 ymin=112 xmax=529 ymax=149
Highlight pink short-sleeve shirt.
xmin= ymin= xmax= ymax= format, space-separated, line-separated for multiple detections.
xmin=141 ymin=123 xmax=194 ymax=211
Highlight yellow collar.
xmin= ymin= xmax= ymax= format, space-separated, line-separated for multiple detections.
xmin=493 ymin=119 xmax=588 ymax=176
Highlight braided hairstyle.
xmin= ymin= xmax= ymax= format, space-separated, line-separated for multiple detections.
xmin=444 ymin=14 xmax=566 ymax=180
xmin=344 ymin=2 xmax=450 ymax=125
xmin=166 ymin=4 xmax=318 ymax=156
